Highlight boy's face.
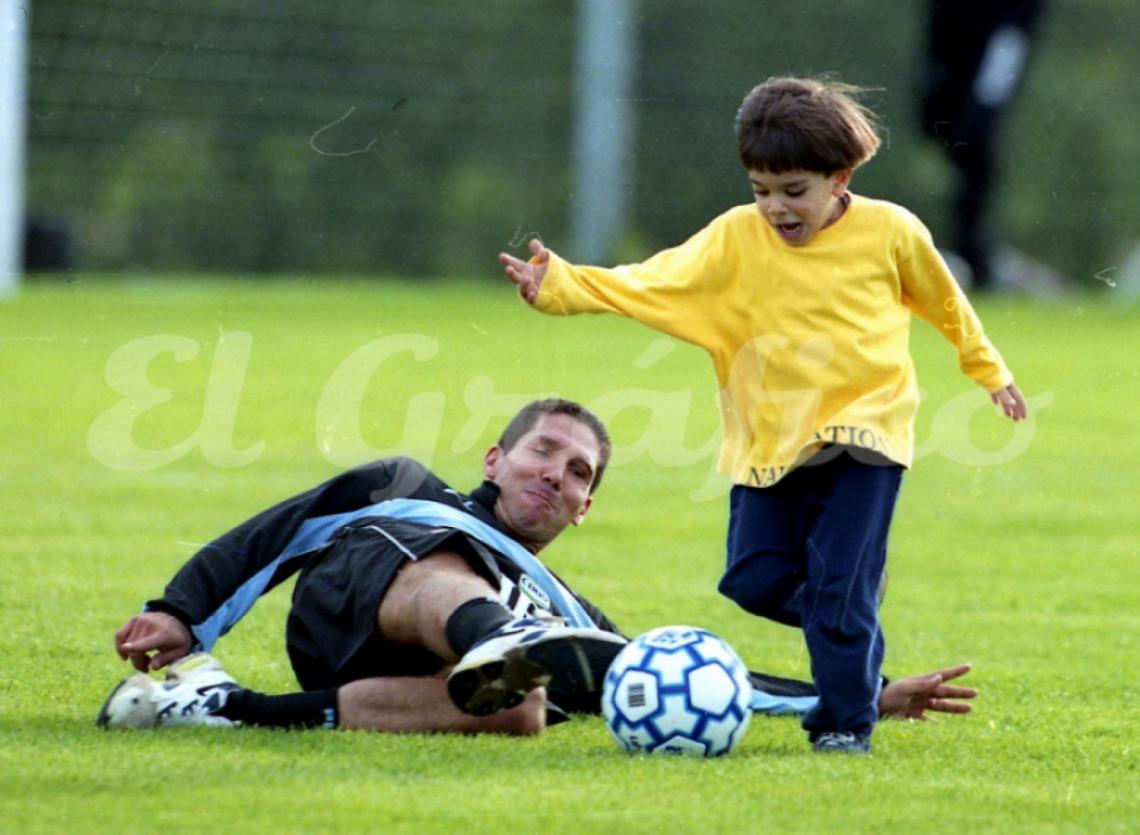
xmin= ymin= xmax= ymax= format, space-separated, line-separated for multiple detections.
xmin=747 ymin=168 xmax=852 ymax=246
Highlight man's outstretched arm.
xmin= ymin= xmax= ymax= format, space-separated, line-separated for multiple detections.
xmin=749 ymin=663 xmax=978 ymax=720
xmin=877 ymin=663 xmax=978 ymax=720
xmin=115 ymin=459 xmax=417 ymax=670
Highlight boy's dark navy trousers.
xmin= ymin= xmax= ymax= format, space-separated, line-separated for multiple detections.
xmin=718 ymin=448 xmax=903 ymax=737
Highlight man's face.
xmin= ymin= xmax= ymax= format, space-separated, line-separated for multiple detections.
xmin=747 ymin=167 xmax=851 ymax=246
xmin=484 ymin=413 xmax=600 ymax=552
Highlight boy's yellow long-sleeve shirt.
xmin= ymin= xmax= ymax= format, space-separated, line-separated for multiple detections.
xmin=535 ymin=194 xmax=1014 ymax=487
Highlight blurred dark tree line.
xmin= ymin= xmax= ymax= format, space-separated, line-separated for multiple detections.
xmin=24 ymin=0 xmax=1138 ymax=284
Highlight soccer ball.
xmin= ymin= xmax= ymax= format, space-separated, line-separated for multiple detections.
xmin=602 ymin=625 xmax=752 ymax=757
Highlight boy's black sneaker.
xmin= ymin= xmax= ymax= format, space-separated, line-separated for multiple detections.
xmin=811 ymin=730 xmax=872 ymax=754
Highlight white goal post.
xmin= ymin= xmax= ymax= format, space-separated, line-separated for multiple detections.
xmin=1 ymin=0 xmax=27 ymax=297
xmin=568 ymin=0 xmax=637 ymax=265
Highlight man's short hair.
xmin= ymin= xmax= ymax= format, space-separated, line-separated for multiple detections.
xmin=498 ymin=399 xmax=612 ymax=493
xmin=735 ymin=76 xmax=882 ymax=175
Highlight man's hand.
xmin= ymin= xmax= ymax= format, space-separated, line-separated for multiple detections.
xmin=499 ymin=238 xmax=550 ymax=305
xmin=991 ymin=382 xmax=1027 ymax=421
xmin=114 ymin=611 xmax=193 ymax=672
xmin=878 ymin=663 xmax=978 ymax=721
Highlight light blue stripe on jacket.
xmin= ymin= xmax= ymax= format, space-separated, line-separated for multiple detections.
xmin=190 ymin=498 xmax=595 ymax=650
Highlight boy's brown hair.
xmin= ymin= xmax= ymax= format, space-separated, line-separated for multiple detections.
xmin=735 ymin=77 xmax=882 ymax=175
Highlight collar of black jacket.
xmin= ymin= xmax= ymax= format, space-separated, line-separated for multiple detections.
xmin=468 ymin=479 xmax=500 ymax=517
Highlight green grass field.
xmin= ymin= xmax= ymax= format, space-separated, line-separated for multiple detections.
xmin=1 ymin=277 xmax=1136 ymax=833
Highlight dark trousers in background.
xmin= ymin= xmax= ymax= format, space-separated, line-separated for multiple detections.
xmin=718 ymin=448 xmax=903 ymax=737
xmin=921 ymin=0 xmax=1048 ymax=289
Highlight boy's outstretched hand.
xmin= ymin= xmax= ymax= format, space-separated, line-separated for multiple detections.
xmin=878 ymin=663 xmax=978 ymax=721
xmin=499 ymin=238 xmax=550 ymax=305
xmin=991 ymin=382 xmax=1028 ymax=421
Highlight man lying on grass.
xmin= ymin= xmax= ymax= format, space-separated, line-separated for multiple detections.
xmin=99 ymin=398 xmax=975 ymax=735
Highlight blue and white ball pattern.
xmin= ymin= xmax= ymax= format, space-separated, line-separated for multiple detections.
xmin=602 ymin=625 xmax=753 ymax=757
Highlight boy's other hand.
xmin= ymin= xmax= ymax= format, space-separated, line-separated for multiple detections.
xmin=991 ymin=382 xmax=1028 ymax=421
xmin=499 ymin=238 xmax=550 ymax=305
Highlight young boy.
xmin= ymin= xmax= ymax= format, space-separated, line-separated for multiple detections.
xmin=499 ymin=76 xmax=1026 ymax=754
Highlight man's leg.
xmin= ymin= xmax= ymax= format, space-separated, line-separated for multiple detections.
xmin=230 ymin=549 xmax=530 ymax=729
xmin=377 ymin=549 xmax=511 ymax=663
xmin=222 ymin=673 xmax=550 ymax=735
xmin=338 ymin=673 xmax=545 ymax=735
xmin=99 ymin=653 xmax=547 ymax=736
xmin=216 ymin=548 xmax=520 ymax=731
